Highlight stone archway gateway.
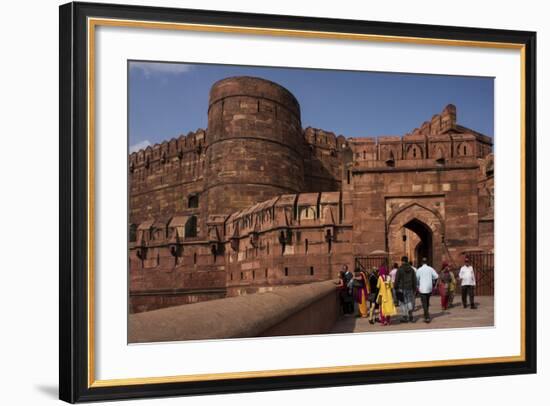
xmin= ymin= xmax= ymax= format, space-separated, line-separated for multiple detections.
xmin=387 ymin=203 xmax=444 ymax=269
xmin=406 ymin=218 xmax=433 ymax=266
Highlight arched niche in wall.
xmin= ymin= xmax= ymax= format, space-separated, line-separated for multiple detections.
xmin=406 ymin=144 xmax=424 ymax=160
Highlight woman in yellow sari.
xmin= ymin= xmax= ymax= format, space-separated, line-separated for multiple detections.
xmin=354 ymin=269 xmax=369 ymax=318
xmin=376 ymin=264 xmax=397 ymax=325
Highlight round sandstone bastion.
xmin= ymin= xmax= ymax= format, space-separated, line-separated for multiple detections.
xmin=208 ymin=76 xmax=301 ymax=119
xmin=205 ymin=76 xmax=305 ymax=216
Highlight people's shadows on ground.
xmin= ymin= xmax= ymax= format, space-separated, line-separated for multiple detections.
xmin=393 ymin=311 xmax=446 ymax=324
xmin=449 ymin=302 xmax=481 ymax=309
xmin=427 ymin=310 xmax=448 ymax=320
xmin=331 ymin=314 xmax=358 ymax=333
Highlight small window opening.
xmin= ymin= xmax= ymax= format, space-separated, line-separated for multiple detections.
xmin=188 ymin=194 xmax=199 ymax=208
xmin=185 ymin=216 xmax=197 ymax=238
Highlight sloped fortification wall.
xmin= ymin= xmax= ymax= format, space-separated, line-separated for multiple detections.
xmin=129 ymin=280 xmax=339 ymax=342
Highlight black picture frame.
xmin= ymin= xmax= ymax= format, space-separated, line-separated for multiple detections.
xmin=59 ymin=1 xmax=537 ymax=403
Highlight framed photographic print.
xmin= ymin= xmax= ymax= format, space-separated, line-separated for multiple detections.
xmin=59 ymin=1 xmax=537 ymax=403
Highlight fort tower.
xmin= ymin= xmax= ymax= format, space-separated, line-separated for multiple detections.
xmin=205 ymin=76 xmax=305 ymax=216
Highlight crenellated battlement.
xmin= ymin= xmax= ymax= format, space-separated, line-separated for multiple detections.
xmin=407 ymin=104 xmax=457 ymax=137
xmin=303 ymin=127 xmax=347 ymax=151
xmin=348 ymin=104 xmax=493 ymax=166
xmin=128 ymin=128 xmax=207 ymax=229
xmin=301 ymin=127 xmax=347 ymax=193
xmin=129 ymin=129 xmax=206 ymax=187
xmin=129 ymin=128 xmax=206 ymax=171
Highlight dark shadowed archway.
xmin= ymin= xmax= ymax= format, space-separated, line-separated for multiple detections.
xmin=387 ymin=203 xmax=444 ymax=269
xmin=404 ymin=218 xmax=433 ymax=266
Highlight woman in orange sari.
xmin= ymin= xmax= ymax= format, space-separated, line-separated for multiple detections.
xmin=354 ymin=268 xmax=369 ymax=318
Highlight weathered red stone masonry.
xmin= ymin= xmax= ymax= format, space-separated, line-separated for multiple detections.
xmin=129 ymin=76 xmax=494 ymax=313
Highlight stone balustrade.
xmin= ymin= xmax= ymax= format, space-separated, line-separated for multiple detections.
xmin=128 ymin=279 xmax=340 ymax=343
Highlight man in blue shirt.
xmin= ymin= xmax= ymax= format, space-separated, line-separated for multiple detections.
xmin=416 ymin=257 xmax=439 ymax=323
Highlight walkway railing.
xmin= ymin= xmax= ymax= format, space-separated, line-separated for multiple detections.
xmin=355 ymin=255 xmax=387 ymax=272
xmin=468 ymin=252 xmax=494 ymax=296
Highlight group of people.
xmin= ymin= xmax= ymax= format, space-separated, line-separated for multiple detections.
xmin=337 ymin=256 xmax=478 ymax=325
xmin=337 ymin=262 xmax=396 ymax=325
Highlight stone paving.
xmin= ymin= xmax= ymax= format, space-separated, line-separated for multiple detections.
xmin=330 ymin=296 xmax=494 ymax=334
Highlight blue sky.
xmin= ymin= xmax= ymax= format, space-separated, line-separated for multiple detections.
xmin=129 ymin=61 xmax=494 ymax=152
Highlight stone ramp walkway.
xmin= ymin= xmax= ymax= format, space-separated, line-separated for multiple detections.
xmin=330 ymin=296 xmax=494 ymax=334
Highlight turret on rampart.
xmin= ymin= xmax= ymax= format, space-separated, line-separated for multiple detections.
xmin=205 ymin=76 xmax=305 ymax=217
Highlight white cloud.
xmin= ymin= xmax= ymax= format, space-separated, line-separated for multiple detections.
xmin=129 ymin=139 xmax=151 ymax=153
xmin=130 ymin=62 xmax=194 ymax=78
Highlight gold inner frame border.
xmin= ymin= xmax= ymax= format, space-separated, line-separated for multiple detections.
xmin=86 ymin=17 xmax=527 ymax=388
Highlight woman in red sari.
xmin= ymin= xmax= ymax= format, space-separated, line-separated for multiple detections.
xmin=438 ymin=261 xmax=453 ymax=310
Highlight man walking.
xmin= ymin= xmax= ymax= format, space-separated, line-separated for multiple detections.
xmin=342 ymin=264 xmax=355 ymax=314
xmin=338 ymin=264 xmax=354 ymax=315
xmin=389 ymin=262 xmax=399 ymax=306
xmin=458 ymin=256 xmax=477 ymax=309
xmin=394 ymin=256 xmax=417 ymax=323
xmin=416 ymin=257 xmax=439 ymax=323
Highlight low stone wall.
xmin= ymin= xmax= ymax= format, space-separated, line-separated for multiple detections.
xmin=129 ymin=288 xmax=227 ymax=314
xmin=128 ymin=280 xmax=339 ymax=343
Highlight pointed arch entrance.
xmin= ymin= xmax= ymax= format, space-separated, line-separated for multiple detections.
xmin=387 ymin=203 xmax=444 ymax=268
xmin=404 ymin=218 xmax=433 ymax=266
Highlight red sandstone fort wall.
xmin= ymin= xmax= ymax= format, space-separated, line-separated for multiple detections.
xmin=129 ymin=129 xmax=207 ymax=240
xmin=223 ymin=192 xmax=353 ymax=296
xmin=127 ymin=78 xmax=493 ymax=313
xmin=302 ymin=127 xmax=346 ymax=192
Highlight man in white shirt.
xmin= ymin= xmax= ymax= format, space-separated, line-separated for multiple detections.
xmin=389 ymin=262 xmax=399 ymax=306
xmin=389 ymin=263 xmax=398 ymax=283
xmin=416 ymin=257 xmax=439 ymax=323
xmin=458 ymin=256 xmax=477 ymax=309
